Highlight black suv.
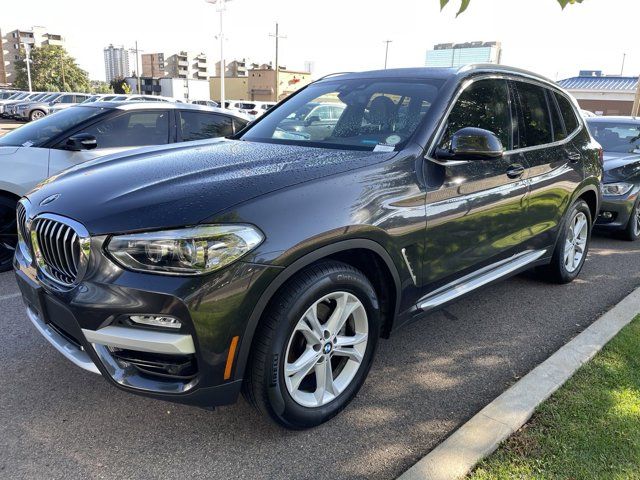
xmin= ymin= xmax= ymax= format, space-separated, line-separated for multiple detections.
xmin=14 ymin=66 xmax=602 ymax=429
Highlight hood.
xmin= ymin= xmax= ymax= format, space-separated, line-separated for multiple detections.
xmin=603 ymin=151 xmax=640 ymax=183
xmin=26 ymin=139 xmax=396 ymax=235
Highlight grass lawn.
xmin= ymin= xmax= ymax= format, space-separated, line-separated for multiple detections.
xmin=469 ymin=316 xmax=640 ymax=479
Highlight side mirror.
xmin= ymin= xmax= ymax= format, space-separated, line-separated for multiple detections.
xmin=66 ymin=133 xmax=97 ymax=151
xmin=305 ymin=115 xmax=321 ymax=125
xmin=436 ymin=127 xmax=504 ymax=161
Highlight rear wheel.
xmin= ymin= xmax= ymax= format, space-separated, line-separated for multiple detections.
xmin=621 ymin=200 xmax=640 ymax=241
xmin=29 ymin=109 xmax=45 ymax=122
xmin=243 ymin=261 xmax=380 ymax=429
xmin=0 ymin=196 xmax=18 ymax=272
xmin=537 ymin=199 xmax=591 ymax=284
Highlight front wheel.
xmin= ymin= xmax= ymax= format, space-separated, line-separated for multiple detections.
xmin=29 ymin=110 xmax=45 ymax=122
xmin=537 ymin=199 xmax=592 ymax=284
xmin=243 ymin=261 xmax=380 ymax=429
xmin=621 ymin=200 xmax=640 ymax=241
xmin=0 ymin=196 xmax=18 ymax=272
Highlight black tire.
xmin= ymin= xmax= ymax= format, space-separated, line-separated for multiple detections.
xmin=537 ymin=199 xmax=592 ymax=284
xmin=0 ymin=195 xmax=18 ymax=273
xmin=621 ymin=199 xmax=640 ymax=241
xmin=243 ymin=260 xmax=381 ymax=429
xmin=29 ymin=110 xmax=45 ymax=122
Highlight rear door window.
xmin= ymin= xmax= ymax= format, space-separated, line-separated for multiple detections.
xmin=515 ymin=82 xmax=553 ymax=147
xmin=548 ymin=92 xmax=567 ymax=141
xmin=77 ymin=110 xmax=170 ymax=148
xmin=178 ymin=111 xmax=233 ymax=141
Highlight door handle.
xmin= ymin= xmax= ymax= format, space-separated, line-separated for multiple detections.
xmin=506 ymin=164 xmax=525 ymax=179
xmin=568 ymin=152 xmax=582 ymax=163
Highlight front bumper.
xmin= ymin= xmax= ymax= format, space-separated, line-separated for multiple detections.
xmin=14 ymin=234 xmax=281 ymax=408
xmin=595 ymin=190 xmax=638 ymax=230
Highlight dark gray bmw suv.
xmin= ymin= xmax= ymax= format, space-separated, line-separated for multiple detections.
xmin=14 ymin=65 xmax=602 ymax=428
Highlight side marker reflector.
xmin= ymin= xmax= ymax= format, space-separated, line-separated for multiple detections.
xmin=224 ymin=336 xmax=240 ymax=380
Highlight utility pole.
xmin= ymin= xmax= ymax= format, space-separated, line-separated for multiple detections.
xmin=632 ymin=75 xmax=640 ymax=117
xmin=23 ymin=43 xmax=32 ymax=92
xmin=60 ymin=50 xmax=66 ymax=90
xmin=134 ymin=41 xmax=141 ymax=94
xmin=383 ymin=40 xmax=392 ymax=69
xmin=621 ymin=53 xmax=627 ymax=76
xmin=206 ymin=0 xmax=232 ymax=108
xmin=269 ymin=23 xmax=287 ymax=101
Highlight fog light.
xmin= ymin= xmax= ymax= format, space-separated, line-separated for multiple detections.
xmin=601 ymin=211 xmax=613 ymax=219
xmin=130 ymin=315 xmax=182 ymax=329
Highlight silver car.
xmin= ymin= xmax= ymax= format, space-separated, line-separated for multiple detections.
xmin=0 ymin=101 xmax=249 ymax=271
xmin=20 ymin=93 xmax=92 ymax=122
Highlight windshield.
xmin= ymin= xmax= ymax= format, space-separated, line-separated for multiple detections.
xmin=111 ymin=96 xmax=127 ymax=101
xmin=240 ymin=78 xmax=443 ymax=151
xmin=41 ymin=93 xmax=60 ymax=103
xmin=0 ymin=106 xmax=108 ymax=147
xmin=588 ymin=121 xmax=640 ymax=154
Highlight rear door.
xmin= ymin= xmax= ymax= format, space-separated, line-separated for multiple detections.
xmin=423 ymin=77 xmax=530 ymax=287
xmin=513 ymin=80 xmax=584 ymax=251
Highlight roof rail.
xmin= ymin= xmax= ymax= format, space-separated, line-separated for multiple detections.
xmin=314 ymin=72 xmax=354 ymax=82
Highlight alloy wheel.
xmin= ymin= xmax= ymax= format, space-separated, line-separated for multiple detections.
xmin=634 ymin=204 xmax=640 ymax=238
xmin=31 ymin=110 xmax=45 ymax=121
xmin=284 ymin=291 xmax=369 ymax=408
xmin=564 ymin=211 xmax=588 ymax=273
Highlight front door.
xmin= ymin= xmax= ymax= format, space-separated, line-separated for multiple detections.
xmin=423 ymin=78 xmax=530 ymax=288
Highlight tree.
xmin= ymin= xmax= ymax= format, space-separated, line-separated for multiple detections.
xmin=440 ymin=0 xmax=584 ymax=16
xmin=109 ymin=77 xmax=131 ymax=94
xmin=90 ymin=80 xmax=113 ymax=94
xmin=13 ymin=44 xmax=90 ymax=92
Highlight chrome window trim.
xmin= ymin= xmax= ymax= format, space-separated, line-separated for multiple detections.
xmin=425 ymin=73 xmax=586 ymax=166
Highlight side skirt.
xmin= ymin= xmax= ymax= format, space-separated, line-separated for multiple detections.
xmin=416 ymin=249 xmax=548 ymax=313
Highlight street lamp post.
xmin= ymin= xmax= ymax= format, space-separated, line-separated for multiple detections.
xmin=23 ymin=43 xmax=33 ymax=92
xmin=383 ymin=40 xmax=392 ymax=69
xmin=206 ymin=0 xmax=232 ymax=108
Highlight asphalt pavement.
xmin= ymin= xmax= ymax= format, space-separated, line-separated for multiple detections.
xmin=1 ymin=233 xmax=639 ymax=480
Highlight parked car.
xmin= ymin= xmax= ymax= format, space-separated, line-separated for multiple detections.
xmin=0 ymin=102 xmax=249 ymax=271
xmin=191 ymin=100 xmax=220 ymax=108
xmin=278 ymin=101 xmax=346 ymax=141
xmin=586 ymin=116 xmax=640 ymax=240
xmin=0 ymin=92 xmax=43 ymax=116
xmin=0 ymin=90 xmax=21 ymax=100
xmin=12 ymin=65 xmax=601 ymax=429
xmin=47 ymin=93 xmax=93 ymax=116
xmin=109 ymin=94 xmax=176 ymax=103
xmin=5 ymin=92 xmax=52 ymax=119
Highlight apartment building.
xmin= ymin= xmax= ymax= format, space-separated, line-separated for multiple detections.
xmin=104 ymin=44 xmax=130 ymax=83
xmin=425 ymin=41 xmax=502 ymax=68
xmin=165 ymin=51 xmax=208 ymax=80
xmin=125 ymin=76 xmax=210 ymax=101
xmin=2 ymin=26 xmax=65 ymax=84
xmin=141 ymin=53 xmax=168 ymax=78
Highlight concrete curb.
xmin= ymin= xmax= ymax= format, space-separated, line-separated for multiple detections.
xmin=398 ymin=286 xmax=640 ymax=480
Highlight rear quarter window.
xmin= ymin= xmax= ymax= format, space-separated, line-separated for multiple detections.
xmin=555 ymin=92 xmax=580 ymax=135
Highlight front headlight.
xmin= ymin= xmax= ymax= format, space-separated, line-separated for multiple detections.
xmin=106 ymin=224 xmax=264 ymax=275
xmin=602 ymin=182 xmax=634 ymax=196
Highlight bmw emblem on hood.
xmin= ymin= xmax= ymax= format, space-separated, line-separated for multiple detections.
xmin=40 ymin=194 xmax=61 ymax=206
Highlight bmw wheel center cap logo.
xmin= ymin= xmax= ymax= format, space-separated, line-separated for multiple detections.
xmin=323 ymin=343 xmax=333 ymax=354
xmin=40 ymin=194 xmax=61 ymax=206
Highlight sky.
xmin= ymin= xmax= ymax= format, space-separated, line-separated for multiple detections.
xmin=3 ymin=0 xmax=640 ymax=83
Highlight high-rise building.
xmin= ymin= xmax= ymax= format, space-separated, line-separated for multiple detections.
xmin=2 ymin=26 xmax=65 ymax=85
xmin=141 ymin=53 xmax=167 ymax=78
xmin=104 ymin=44 xmax=130 ymax=83
xmin=165 ymin=51 xmax=208 ymax=80
xmin=425 ymin=41 xmax=502 ymax=68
